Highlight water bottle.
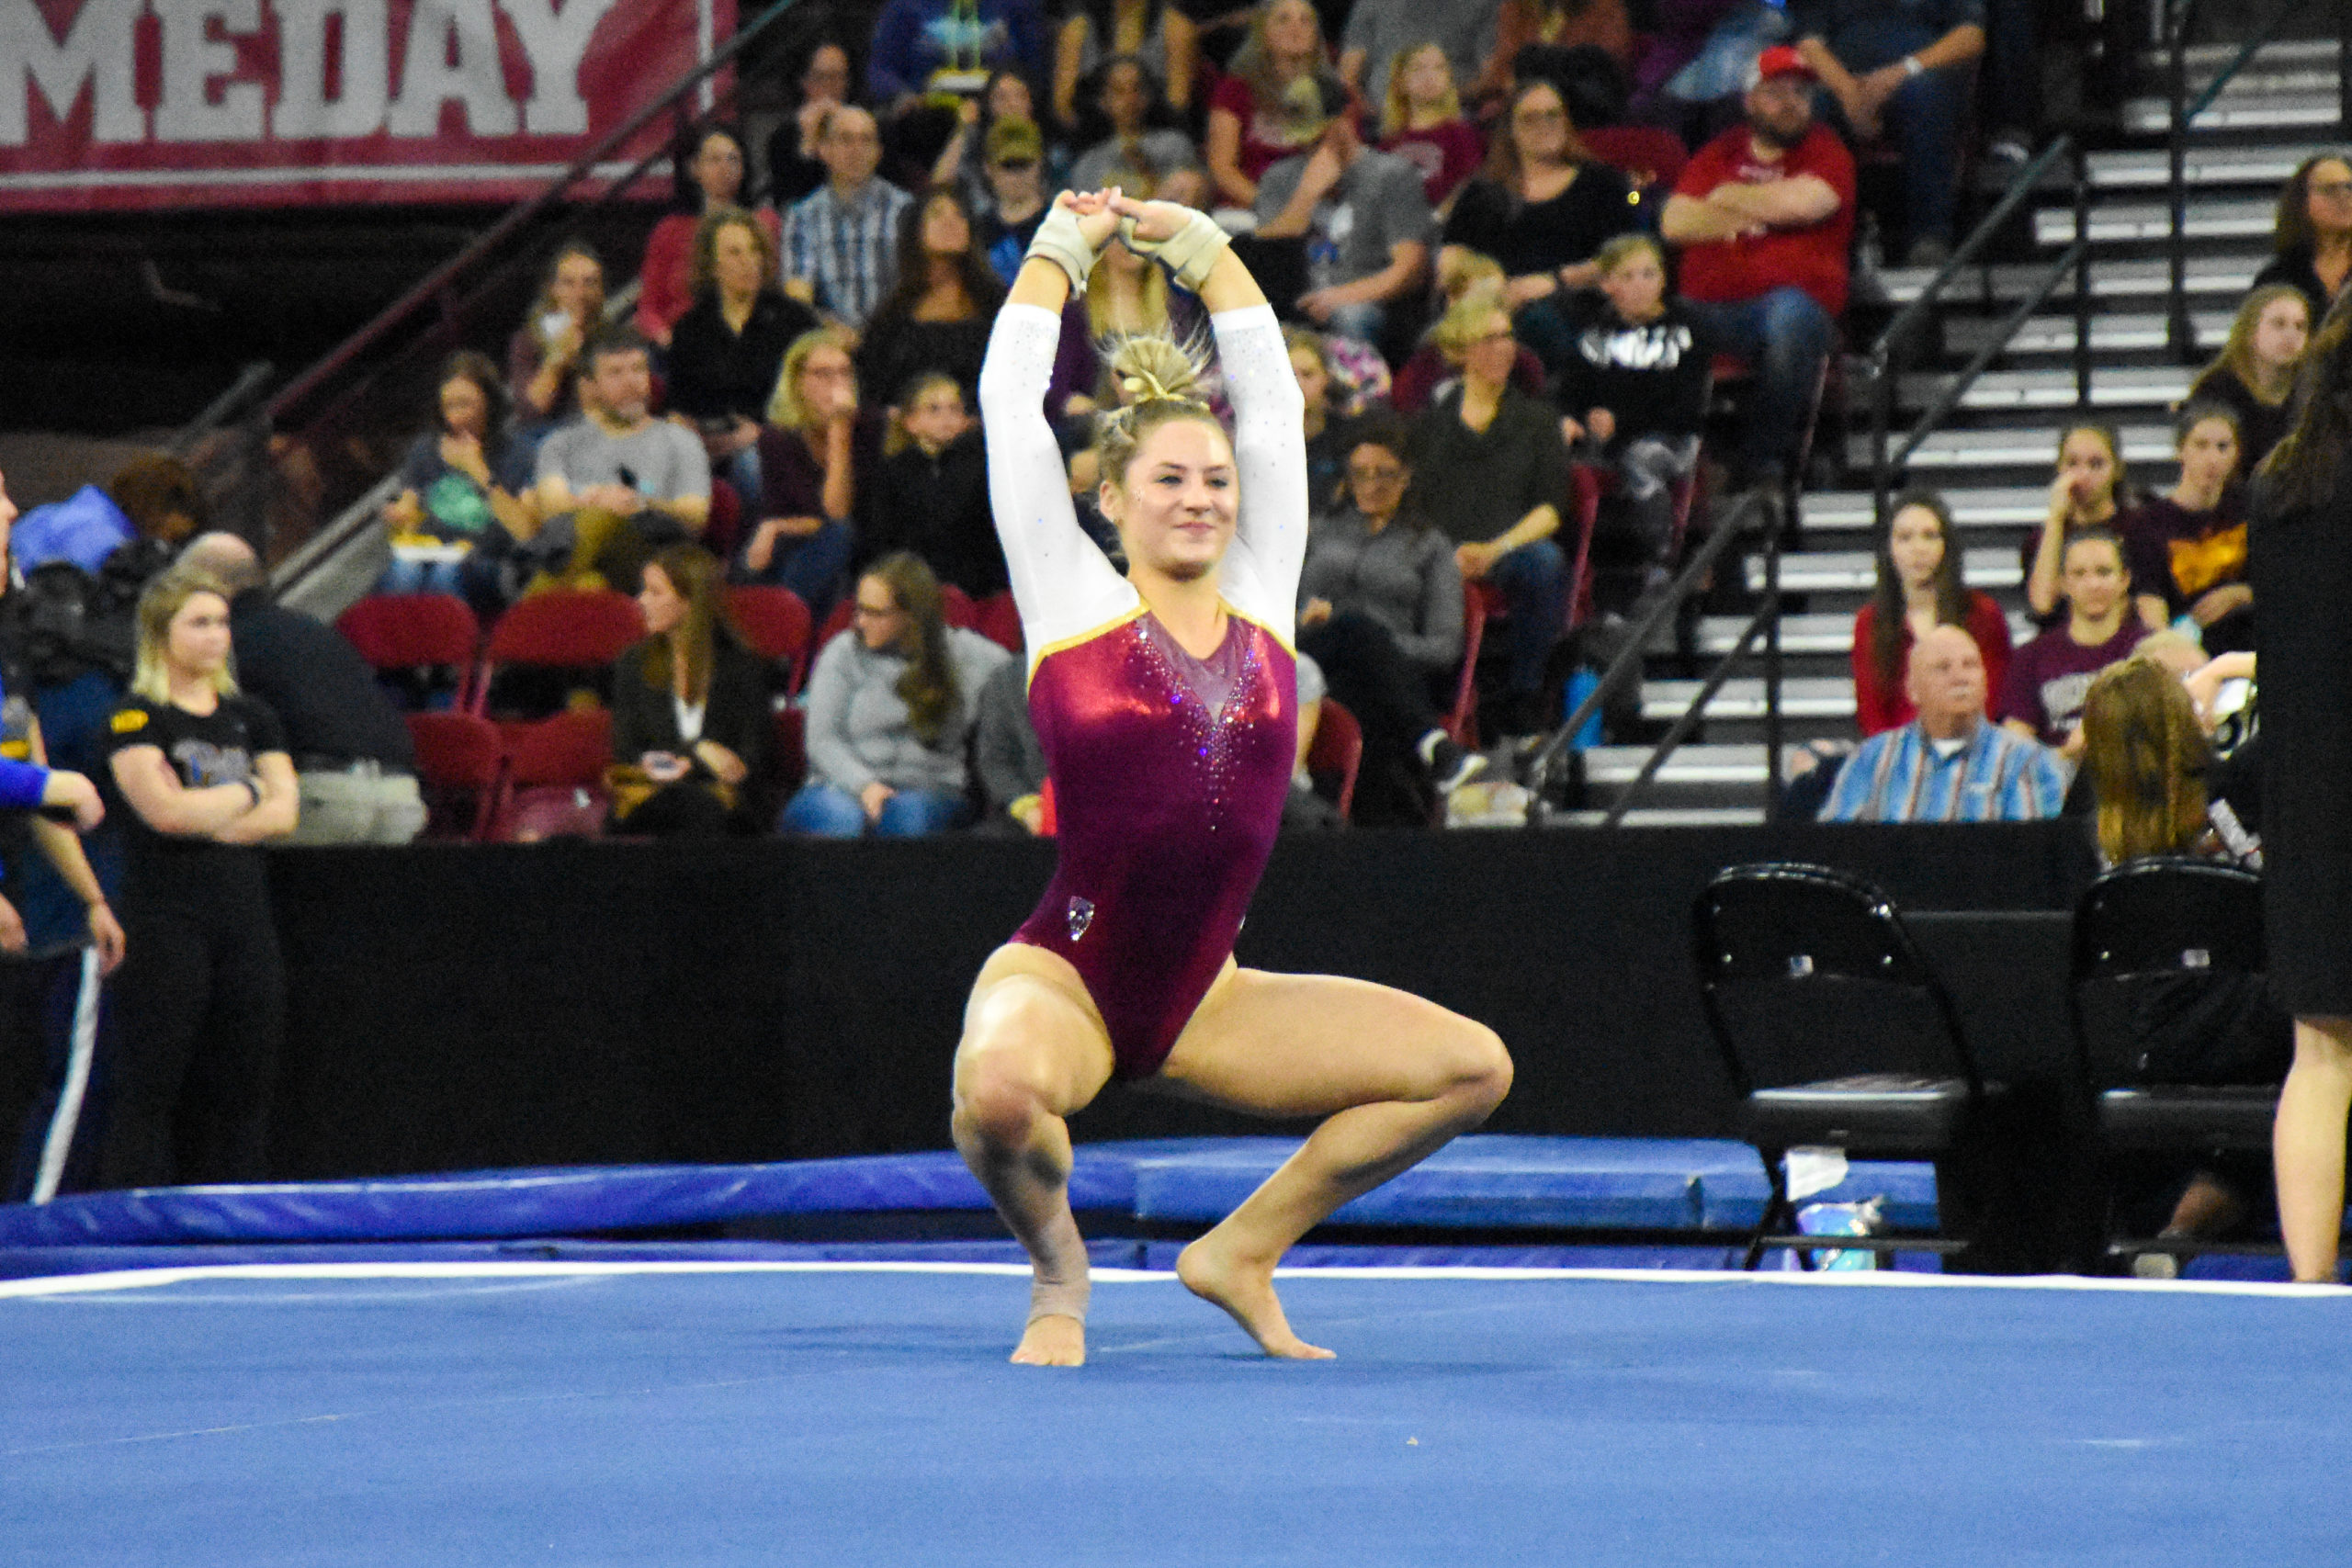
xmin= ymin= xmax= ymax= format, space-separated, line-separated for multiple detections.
xmin=1563 ymin=669 xmax=1604 ymax=750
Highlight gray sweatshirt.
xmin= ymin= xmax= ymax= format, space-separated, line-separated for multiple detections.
xmin=1296 ymin=507 xmax=1464 ymax=670
xmin=802 ymin=625 xmax=1011 ymax=795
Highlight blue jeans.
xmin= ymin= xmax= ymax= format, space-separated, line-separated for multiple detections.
xmin=1814 ymin=69 xmax=1970 ymax=252
xmin=735 ymin=517 xmax=854 ymax=617
xmin=376 ymin=550 xmax=503 ymax=614
xmin=1679 ymin=288 xmax=1835 ymax=484
xmin=781 ymin=783 xmax=972 ymax=838
xmin=715 ymin=444 xmax=763 ymax=522
xmin=1487 ymin=536 xmax=1566 ymax=696
xmin=1511 ymin=295 xmax=1581 ymax=382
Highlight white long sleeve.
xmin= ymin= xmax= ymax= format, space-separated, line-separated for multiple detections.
xmin=1208 ymin=304 xmax=1308 ymax=649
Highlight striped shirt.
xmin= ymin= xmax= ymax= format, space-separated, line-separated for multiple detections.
xmin=1819 ymin=718 xmax=2068 ymax=823
xmin=781 ymin=178 xmax=912 ymax=330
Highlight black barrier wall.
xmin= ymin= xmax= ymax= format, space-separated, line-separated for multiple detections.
xmin=260 ymin=824 xmax=2097 ymax=1181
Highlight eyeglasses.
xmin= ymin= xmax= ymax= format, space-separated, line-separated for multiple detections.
xmin=1347 ymin=464 xmax=1405 ymax=483
xmin=1469 ymin=329 xmax=1515 ymax=347
xmin=992 ymin=158 xmax=1038 ymax=173
xmin=852 ymin=603 xmax=903 ymax=620
xmin=1512 ymin=107 xmax=1566 ymax=126
xmin=2312 ymin=179 xmax=2352 ymax=198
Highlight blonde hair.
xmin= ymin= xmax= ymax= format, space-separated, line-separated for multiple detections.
xmin=766 ymin=325 xmax=858 ymax=428
xmin=1431 ymin=288 xmax=1510 ymax=365
xmin=1436 ymin=248 xmax=1504 ymax=304
xmin=2080 ymin=657 xmax=2212 ymax=865
xmin=1083 ymin=241 xmax=1171 ymax=344
xmin=884 ymin=370 xmax=964 ymax=457
xmin=2199 ymin=283 xmax=2309 ymax=403
xmin=1092 ymin=331 xmax=1224 ymax=491
xmin=1380 ymin=43 xmax=1459 ymax=137
xmin=1596 ymin=231 xmax=1666 ymax=277
xmin=130 ymin=564 xmax=239 ymax=704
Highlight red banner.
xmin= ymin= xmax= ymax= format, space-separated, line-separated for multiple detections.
xmin=0 ymin=0 xmax=729 ymax=209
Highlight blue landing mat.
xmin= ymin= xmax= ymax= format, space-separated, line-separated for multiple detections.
xmin=0 ymin=1136 xmax=1938 ymax=1246
xmin=2 ymin=1263 xmax=2345 ymax=1566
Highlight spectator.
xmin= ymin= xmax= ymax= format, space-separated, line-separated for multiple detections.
xmin=2120 ymin=401 xmax=2252 ymax=654
xmin=663 ymin=207 xmax=821 ymax=520
xmin=378 ymin=350 xmax=537 ymax=610
xmin=1849 ymin=488 xmax=2010 ymax=737
xmin=1439 ymin=77 xmax=1644 ymax=377
xmin=974 ymin=117 xmax=1054 ymax=283
xmin=105 ymin=455 xmax=207 ymax=549
xmin=1297 ymin=422 xmax=1480 ymax=818
xmin=1555 ymin=232 xmax=1710 ymax=614
xmin=1406 ymin=292 xmax=1570 ymax=735
xmin=744 ymin=327 xmax=863 ymax=611
xmin=1818 ymin=625 xmax=2066 ymax=822
xmin=933 ymin=69 xmax=1060 ymax=215
xmin=1341 ymin=0 xmax=1503 ymax=108
xmin=1069 ymin=56 xmax=1202 ymax=197
xmin=867 ymin=0 xmax=1048 ymax=113
xmin=863 ymin=371 xmax=1004 ymax=595
xmin=1252 ymin=94 xmax=1433 ymax=344
xmin=635 ymin=125 xmax=784 ymax=349
xmin=1660 ymin=44 xmax=1854 ymax=494
xmin=971 ymin=637 xmax=1049 ymax=833
xmin=1378 ymin=43 xmax=1487 ymax=214
xmin=781 ymin=107 xmax=913 ymax=330
xmin=508 ymin=241 xmax=605 ymax=432
xmin=1055 ymin=0 xmax=1199 ymax=125
xmin=2023 ymin=421 xmax=2154 ymax=629
xmin=609 ymin=544 xmax=767 ymax=838
xmin=2252 ymin=152 xmax=2352 ymax=321
xmin=532 ymin=329 xmax=713 ymax=594
xmin=858 ymin=185 xmax=1009 ymax=407
xmin=2189 ymin=284 xmax=2310 ymax=484
xmin=180 ymin=533 xmax=424 ymax=846
xmin=1050 ymin=216 xmax=1216 ymax=422
xmin=1485 ymin=1 xmax=1638 ymax=95
xmin=1789 ymin=0 xmax=1984 ymax=266
xmin=1391 ymin=262 xmax=1548 ymax=413
xmin=782 ymin=550 xmax=1009 ymax=836
xmin=1285 ymin=328 xmax=1353 ymax=513
xmin=97 ymin=564 xmax=299 ymax=1190
xmin=766 ymin=41 xmax=858 ymax=209
xmin=1648 ymin=0 xmax=1790 ymax=137
xmin=1996 ymin=528 xmax=2143 ymax=753
xmin=1206 ymin=0 xmax=1341 ymax=208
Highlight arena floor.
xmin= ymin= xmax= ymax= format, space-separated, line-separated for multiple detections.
xmin=4 ymin=1261 xmax=2345 ymax=1564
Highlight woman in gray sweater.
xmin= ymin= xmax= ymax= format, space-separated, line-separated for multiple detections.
xmin=1296 ymin=420 xmax=1479 ymax=812
xmin=781 ymin=550 xmax=1011 ymax=835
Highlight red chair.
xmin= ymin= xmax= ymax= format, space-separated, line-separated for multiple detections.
xmin=704 ymin=483 xmax=744 ymax=564
xmin=1581 ymin=125 xmax=1690 ymax=194
xmin=975 ymin=590 xmax=1023 ymax=653
xmin=404 ymin=711 xmax=503 ymax=840
xmin=489 ymin=707 xmax=614 ymax=840
xmin=336 ymin=593 xmax=482 ymax=710
xmin=940 ymin=582 xmax=979 ymax=630
xmin=725 ymin=585 xmax=814 ymax=694
xmin=471 ymin=590 xmax=644 ymax=716
xmin=1566 ymin=462 xmax=1610 ymax=632
xmin=768 ymin=705 xmax=808 ymax=800
xmin=812 ymin=597 xmax=854 ymax=658
xmin=1305 ymin=697 xmax=1363 ymax=822
xmin=1446 ymin=581 xmax=1493 ymax=748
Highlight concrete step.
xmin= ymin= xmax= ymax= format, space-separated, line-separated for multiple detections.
xmin=1684 ymin=611 xmax=2037 ymax=657
xmin=1744 ymin=547 xmax=2021 ymax=595
xmin=1943 ymin=311 xmax=2229 ymax=355
xmin=1877 ymin=254 xmax=2263 ymax=305
xmin=1804 ymin=487 xmax=2051 ymax=534
xmin=2124 ymin=93 xmax=2345 ymax=133
xmin=1896 ymin=365 xmax=2194 ymax=412
xmin=2086 ymin=142 xmax=2338 ymax=189
xmin=1549 ymin=807 xmax=1770 ymax=828
xmin=2142 ymin=39 xmax=2343 ymax=72
xmin=1641 ymin=676 xmax=1857 ymax=723
xmin=1852 ymin=423 xmax=2175 ymax=471
xmin=2036 ymin=198 xmax=2275 ymax=243
xmin=1582 ymin=741 xmax=1771 ymax=787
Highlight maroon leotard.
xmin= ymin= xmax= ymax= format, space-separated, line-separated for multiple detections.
xmin=978 ymin=299 xmax=1309 ymax=1078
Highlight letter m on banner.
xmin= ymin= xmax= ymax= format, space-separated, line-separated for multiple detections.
xmin=0 ymin=0 xmax=732 ymax=209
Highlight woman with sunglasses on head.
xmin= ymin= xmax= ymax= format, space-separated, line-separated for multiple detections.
xmin=958 ymin=186 xmax=1511 ymax=1366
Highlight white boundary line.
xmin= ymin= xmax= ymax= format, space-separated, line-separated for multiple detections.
xmin=2 ymin=1259 xmax=2343 ymax=1301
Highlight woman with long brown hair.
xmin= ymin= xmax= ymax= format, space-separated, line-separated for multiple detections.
xmin=509 ymin=241 xmax=605 ymax=430
xmin=610 ymin=544 xmax=767 ymax=837
xmin=1850 ymin=489 xmax=2011 ymax=736
xmin=1436 ymin=76 xmax=1642 ymax=376
xmin=2252 ymin=152 xmax=2352 ymax=320
xmin=2189 ymin=284 xmax=2311 ymax=482
xmin=663 ymin=207 xmax=820 ymax=519
xmin=782 ymin=550 xmax=1009 ymax=836
xmin=635 ymin=123 xmax=784 ymax=349
xmin=855 ymin=185 xmax=1009 ymax=406
xmin=2023 ymin=422 xmax=2159 ymax=628
xmin=1204 ymin=0 xmax=1337 ymax=207
xmin=2253 ymin=290 xmax=2352 ymax=1282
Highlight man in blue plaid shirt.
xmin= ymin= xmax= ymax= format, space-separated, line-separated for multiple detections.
xmin=781 ymin=107 xmax=912 ymax=330
xmin=1821 ymin=625 xmax=2067 ymax=822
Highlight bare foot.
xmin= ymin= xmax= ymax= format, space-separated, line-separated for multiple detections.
xmin=1011 ymin=1313 xmax=1086 ymax=1366
xmin=1176 ymin=1233 xmax=1334 ymax=1359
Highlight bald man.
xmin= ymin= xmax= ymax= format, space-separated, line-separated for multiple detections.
xmin=1820 ymin=624 xmax=2068 ymax=822
xmin=181 ymin=534 xmax=424 ymax=846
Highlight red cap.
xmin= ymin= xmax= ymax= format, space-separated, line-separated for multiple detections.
xmin=1747 ymin=44 xmax=1816 ymax=89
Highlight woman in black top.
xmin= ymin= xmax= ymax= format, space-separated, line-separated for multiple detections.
xmin=855 ymin=186 xmax=1009 ymax=409
xmin=98 ymin=565 xmax=298 ymax=1190
xmin=664 ymin=208 xmax=820 ymax=521
xmin=2252 ymin=298 xmax=2352 ymax=1283
xmin=2250 ymin=152 xmax=2352 ymax=321
xmin=861 ymin=372 xmax=1004 ymax=596
xmin=1437 ymin=77 xmax=1644 ymax=378
xmin=611 ymin=544 xmax=769 ymax=838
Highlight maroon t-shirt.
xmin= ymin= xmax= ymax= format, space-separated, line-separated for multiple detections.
xmin=1996 ymin=622 xmax=2145 ymax=746
xmin=1381 ymin=120 xmax=1486 ymax=208
xmin=1671 ymin=122 xmax=1856 ymax=318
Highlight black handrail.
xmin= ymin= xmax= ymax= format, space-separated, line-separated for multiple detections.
xmin=1600 ymin=595 xmax=1775 ymax=828
xmin=168 ymin=360 xmax=273 ymax=455
xmin=1891 ymin=239 xmax=2089 ymax=468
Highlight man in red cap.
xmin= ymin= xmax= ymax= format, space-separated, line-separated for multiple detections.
xmin=1661 ymin=43 xmax=1854 ymax=494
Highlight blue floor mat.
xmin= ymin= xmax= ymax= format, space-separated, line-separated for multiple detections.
xmin=3 ymin=1263 xmax=2345 ymax=1566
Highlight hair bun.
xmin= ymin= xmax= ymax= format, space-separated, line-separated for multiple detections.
xmin=1104 ymin=333 xmax=1207 ymax=408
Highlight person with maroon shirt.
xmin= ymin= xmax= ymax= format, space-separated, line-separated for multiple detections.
xmin=1996 ymin=528 xmax=2144 ymax=752
xmin=1660 ymin=43 xmax=1854 ymax=492
xmin=1849 ymin=489 xmax=2009 ymax=736
xmin=2120 ymin=401 xmax=2253 ymax=654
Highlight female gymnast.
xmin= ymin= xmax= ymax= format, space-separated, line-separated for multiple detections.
xmin=956 ymin=188 xmax=1513 ymax=1366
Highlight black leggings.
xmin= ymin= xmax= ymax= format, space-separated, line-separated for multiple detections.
xmin=1299 ymin=612 xmax=1446 ymax=747
xmin=98 ymin=883 xmax=285 ymax=1190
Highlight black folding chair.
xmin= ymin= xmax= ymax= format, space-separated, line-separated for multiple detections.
xmin=1693 ymin=863 xmax=2004 ymax=1269
xmin=2068 ymin=857 xmax=2289 ymax=1270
